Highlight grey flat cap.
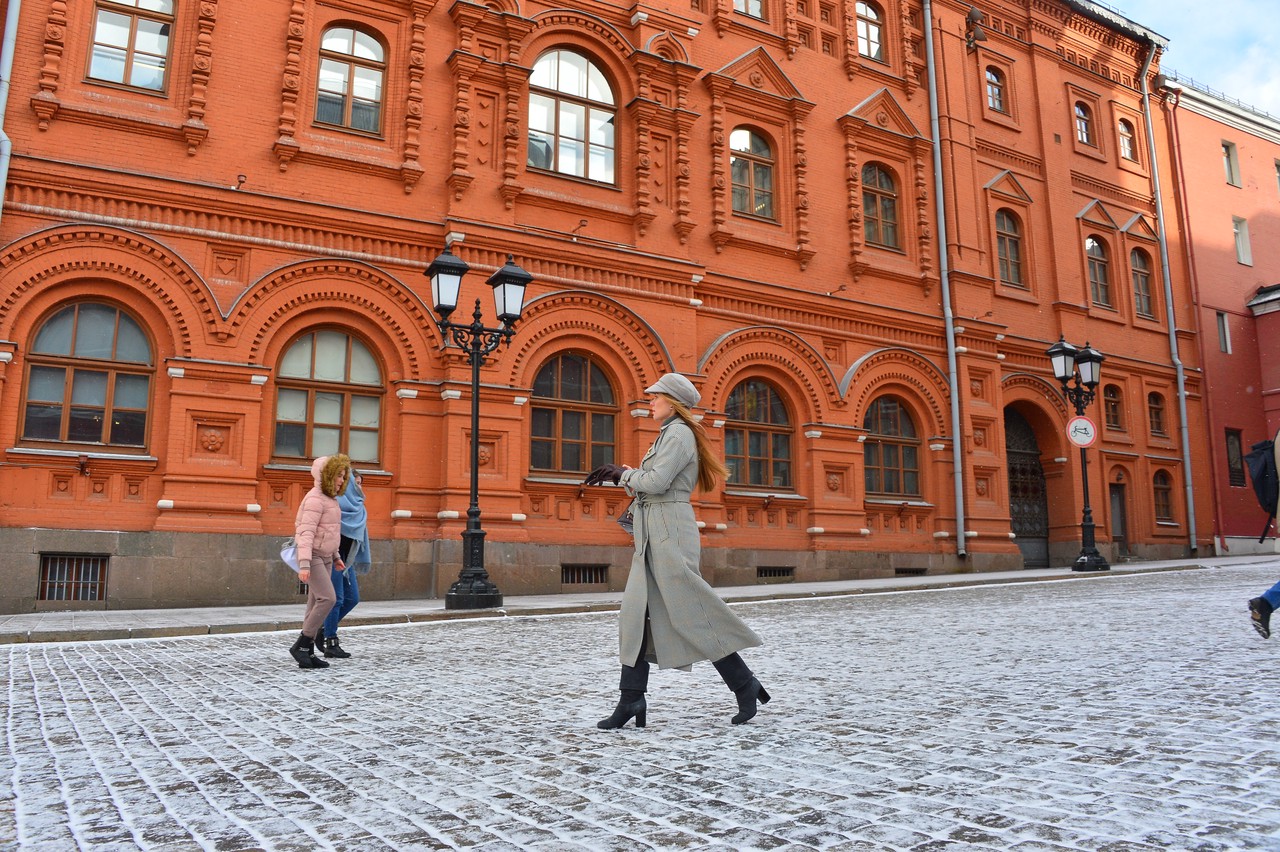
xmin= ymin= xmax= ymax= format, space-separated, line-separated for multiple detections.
xmin=645 ymin=373 xmax=700 ymax=407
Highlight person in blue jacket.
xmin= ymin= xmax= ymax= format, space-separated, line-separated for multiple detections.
xmin=321 ymin=469 xmax=371 ymax=658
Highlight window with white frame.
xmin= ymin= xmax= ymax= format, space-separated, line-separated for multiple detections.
xmin=1233 ymin=216 xmax=1252 ymax=265
xmin=730 ymin=128 xmax=776 ymax=220
xmin=1118 ymin=119 xmax=1138 ymax=162
xmin=985 ymin=68 xmax=1007 ymax=113
xmin=1216 ymin=311 xmax=1231 ymax=353
xmin=1074 ymin=102 xmax=1094 ymax=146
xmin=1222 ymin=141 xmax=1241 ymax=186
xmin=734 ymin=0 xmax=766 ymax=19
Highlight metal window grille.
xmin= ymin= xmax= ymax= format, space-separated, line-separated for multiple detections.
xmin=757 ymin=566 xmax=795 ymax=582
xmin=562 ymin=564 xmax=608 ymax=585
xmin=39 ymin=554 xmax=108 ymax=601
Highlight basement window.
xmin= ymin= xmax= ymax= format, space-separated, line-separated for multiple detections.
xmin=39 ymin=554 xmax=109 ymax=601
xmin=757 ymin=565 xmax=795 ymax=583
xmin=562 ymin=564 xmax=609 ymax=586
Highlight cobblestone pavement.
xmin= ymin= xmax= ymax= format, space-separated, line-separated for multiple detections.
xmin=2 ymin=562 xmax=1279 ymax=851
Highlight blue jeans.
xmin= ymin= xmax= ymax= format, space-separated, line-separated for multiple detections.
xmin=323 ymin=536 xmax=361 ymax=637
xmin=1262 ymin=579 xmax=1280 ymax=610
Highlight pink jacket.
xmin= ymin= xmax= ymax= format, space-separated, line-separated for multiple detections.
xmin=294 ymin=455 xmax=349 ymax=569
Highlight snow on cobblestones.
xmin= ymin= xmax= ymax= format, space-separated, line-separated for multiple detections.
xmin=3 ymin=562 xmax=1280 ymax=850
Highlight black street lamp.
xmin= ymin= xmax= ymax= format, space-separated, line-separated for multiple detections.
xmin=426 ymin=247 xmax=533 ymax=609
xmin=1046 ymin=336 xmax=1110 ymax=572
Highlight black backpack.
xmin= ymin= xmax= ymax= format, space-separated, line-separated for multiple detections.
xmin=1245 ymin=438 xmax=1278 ymax=542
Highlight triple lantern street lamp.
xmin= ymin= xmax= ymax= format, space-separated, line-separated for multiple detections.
xmin=425 ymin=247 xmax=533 ymax=609
xmin=1046 ymin=336 xmax=1110 ymax=572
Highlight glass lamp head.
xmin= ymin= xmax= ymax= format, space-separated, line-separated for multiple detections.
xmin=426 ymin=247 xmax=469 ymax=318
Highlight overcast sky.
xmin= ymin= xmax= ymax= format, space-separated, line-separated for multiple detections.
xmin=1109 ymin=0 xmax=1280 ymax=117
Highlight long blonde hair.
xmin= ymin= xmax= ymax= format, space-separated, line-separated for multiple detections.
xmin=663 ymin=396 xmax=729 ymax=493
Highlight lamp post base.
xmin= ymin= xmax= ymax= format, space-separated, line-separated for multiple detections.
xmin=445 ymin=581 xmax=503 ymax=610
xmin=1072 ymin=551 xmax=1111 ymax=572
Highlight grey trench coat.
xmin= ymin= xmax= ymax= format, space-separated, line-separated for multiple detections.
xmin=616 ymin=416 xmax=763 ymax=669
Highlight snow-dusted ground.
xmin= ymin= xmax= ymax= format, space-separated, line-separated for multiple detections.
xmin=3 ymin=562 xmax=1278 ymax=851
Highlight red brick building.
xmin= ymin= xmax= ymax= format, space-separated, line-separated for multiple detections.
xmin=0 ymin=0 xmax=1212 ymax=612
xmin=1155 ymin=76 xmax=1280 ymax=553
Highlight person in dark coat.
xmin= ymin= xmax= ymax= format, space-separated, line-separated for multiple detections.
xmin=585 ymin=372 xmax=771 ymax=728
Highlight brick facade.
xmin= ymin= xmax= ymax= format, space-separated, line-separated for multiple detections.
xmin=0 ymin=0 xmax=1214 ymax=611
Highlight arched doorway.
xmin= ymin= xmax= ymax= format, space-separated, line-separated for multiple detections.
xmin=1005 ymin=408 xmax=1049 ymax=567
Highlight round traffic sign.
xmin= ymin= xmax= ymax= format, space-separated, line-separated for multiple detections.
xmin=1066 ymin=415 xmax=1097 ymax=448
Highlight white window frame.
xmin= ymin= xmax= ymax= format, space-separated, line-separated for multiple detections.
xmin=1233 ymin=216 xmax=1252 ymax=265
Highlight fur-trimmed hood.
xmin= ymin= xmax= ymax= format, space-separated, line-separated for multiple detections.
xmin=311 ymin=454 xmax=351 ymax=498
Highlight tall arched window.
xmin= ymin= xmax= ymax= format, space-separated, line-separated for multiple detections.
xmin=22 ymin=302 xmax=154 ymax=447
xmin=725 ymin=380 xmax=792 ymax=488
xmin=1086 ymin=236 xmax=1111 ymax=307
xmin=996 ymin=209 xmax=1023 ymax=286
xmin=863 ymin=396 xmax=920 ymax=496
xmin=985 ymin=68 xmax=1006 ymax=113
xmin=530 ymin=353 xmax=617 ymax=474
xmin=1131 ymin=249 xmax=1154 ymax=318
xmin=88 ymin=0 xmax=174 ymax=92
xmin=1103 ymin=384 xmax=1124 ymax=431
xmin=316 ymin=27 xmax=385 ymax=133
xmin=730 ymin=128 xmax=775 ymax=219
xmin=1152 ymin=470 xmax=1173 ymax=521
xmin=862 ymin=163 xmax=899 ymax=248
xmin=1074 ymin=102 xmax=1094 ymax=146
xmin=1118 ymin=119 xmax=1138 ymax=162
xmin=1147 ymin=392 xmax=1167 ymax=437
xmin=274 ymin=330 xmax=383 ymax=463
xmin=528 ymin=50 xmax=616 ymax=184
xmin=856 ymin=2 xmax=884 ymax=61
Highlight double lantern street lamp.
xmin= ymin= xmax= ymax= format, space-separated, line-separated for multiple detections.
xmin=1046 ymin=336 xmax=1110 ymax=572
xmin=425 ymin=247 xmax=533 ymax=609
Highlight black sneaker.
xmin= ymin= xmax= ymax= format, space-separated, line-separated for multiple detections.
xmin=1249 ymin=597 xmax=1272 ymax=639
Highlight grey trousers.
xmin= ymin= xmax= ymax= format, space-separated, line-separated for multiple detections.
xmin=300 ymin=553 xmax=337 ymax=638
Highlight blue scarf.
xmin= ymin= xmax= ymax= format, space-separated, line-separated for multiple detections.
xmin=337 ymin=476 xmax=372 ymax=568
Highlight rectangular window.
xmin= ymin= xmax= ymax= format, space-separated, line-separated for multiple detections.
xmin=1233 ymin=216 xmax=1253 ymax=265
xmin=1216 ymin=311 xmax=1232 ymax=353
xmin=39 ymin=554 xmax=109 ymax=601
xmin=1275 ymin=160 xmax=1280 ymax=196
xmin=1226 ymin=429 xmax=1246 ymax=487
xmin=1223 ymin=141 xmax=1241 ymax=186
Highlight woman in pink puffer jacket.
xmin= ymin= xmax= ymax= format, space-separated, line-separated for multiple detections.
xmin=288 ymin=454 xmax=351 ymax=669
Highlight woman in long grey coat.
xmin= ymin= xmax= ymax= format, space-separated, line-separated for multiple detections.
xmin=584 ymin=373 xmax=771 ymax=729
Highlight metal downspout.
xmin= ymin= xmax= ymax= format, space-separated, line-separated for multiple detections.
xmin=0 ymin=0 xmax=22 ymax=228
xmin=1140 ymin=42 xmax=1199 ymax=554
xmin=922 ymin=0 xmax=968 ymax=558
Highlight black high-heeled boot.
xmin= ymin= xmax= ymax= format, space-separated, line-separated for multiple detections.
xmin=597 ymin=661 xmax=649 ymax=729
xmin=712 ymin=653 xmax=771 ymax=725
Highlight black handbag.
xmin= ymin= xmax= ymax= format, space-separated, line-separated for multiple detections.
xmin=617 ymin=502 xmax=634 ymax=535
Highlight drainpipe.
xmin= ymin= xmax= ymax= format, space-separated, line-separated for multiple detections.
xmin=1139 ymin=41 xmax=1199 ymax=554
xmin=922 ymin=0 xmax=968 ymax=559
xmin=0 ymin=0 xmax=22 ymax=228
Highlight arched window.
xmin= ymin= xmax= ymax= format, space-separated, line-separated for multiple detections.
xmin=856 ymin=2 xmax=884 ymax=61
xmin=22 ymin=302 xmax=154 ymax=447
xmin=316 ymin=26 xmax=385 ymax=133
xmin=1086 ymin=236 xmax=1111 ymax=307
xmin=528 ymin=50 xmax=616 ymax=184
xmin=1074 ymin=102 xmax=1094 ymax=146
xmin=1118 ymin=119 xmax=1138 ymax=162
xmin=1152 ymin=470 xmax=1173 ymax=521
xmin=725 ymin=380 xmax=792 ymax=488
xmin=274 ymin=330 xmax=383 ymax=463
xmin=530 ymin=353 xmax=617 ymax=474
xmin=1147 ymin=392 xmax=1167 ymax=437
xmin=730 ymin=128 xmax=775 ymax=220
xmin=862 ymin=163 xmax=899 ymax=248
xmin=734 ymin=0 xmax=766 ymax=19
xmin=985 ymin=68 xmax=1006 ymax=113
xmin=863 ymin=396 xmax=920 ymax=496
xmin=1103 ymin=384 xmax=1124 ymax=431
xmin=1131 ymin=249 xmax=1154 ymax=318
xmin=88 ymin=0 xmax=174 ymax=92
xmin=995 ymin=208 xmax=1023 ymax=286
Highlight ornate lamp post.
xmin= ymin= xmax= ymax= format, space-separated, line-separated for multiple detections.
xmin=1046 ymin=336 xmax=1110 ymax=572
xmin=426 ymin=247 xmax=533 ymax=609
